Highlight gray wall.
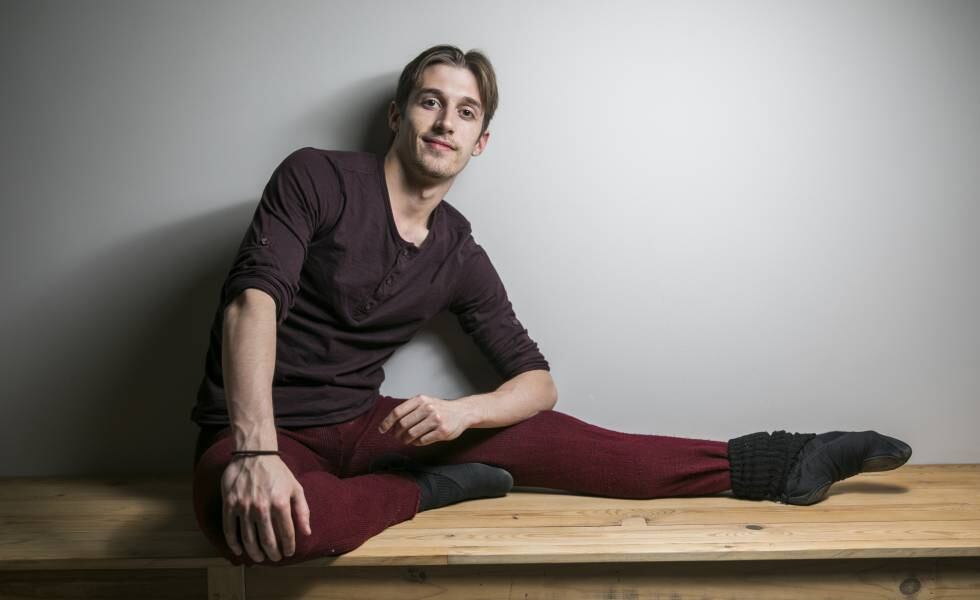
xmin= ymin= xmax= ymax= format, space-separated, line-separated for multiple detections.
xmin=2 ymin=0 xmax=977 ymax=476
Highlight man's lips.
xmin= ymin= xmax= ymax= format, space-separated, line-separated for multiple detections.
xmin=424 ymin=137 xmax=455 ymax=150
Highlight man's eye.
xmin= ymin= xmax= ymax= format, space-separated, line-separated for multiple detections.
xmin=461 ymin=109 xmax=474 ymax=118
xmin=422 ymin=98 xmax=438 ymax=107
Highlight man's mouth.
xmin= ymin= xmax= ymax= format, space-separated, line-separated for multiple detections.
xmin=424 ymin=137 xmax=455 ymax=151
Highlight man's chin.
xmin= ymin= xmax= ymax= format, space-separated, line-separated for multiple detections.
xmin=416 ymin=159 xmax=460 ymax=182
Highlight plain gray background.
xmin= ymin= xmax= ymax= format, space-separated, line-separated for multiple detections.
xmin=2 ymin=1 xmax=977 ymax=477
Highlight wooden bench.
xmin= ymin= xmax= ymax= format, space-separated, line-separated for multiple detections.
xmin=2 ymin=465 xmax=978 ymax=599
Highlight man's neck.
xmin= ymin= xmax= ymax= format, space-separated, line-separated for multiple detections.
xmin=383 ymin=150 xmax=454 ymax=237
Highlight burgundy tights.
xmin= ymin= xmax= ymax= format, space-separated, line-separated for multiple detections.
xmin=192 ymin=395 xmax=731 ymax=566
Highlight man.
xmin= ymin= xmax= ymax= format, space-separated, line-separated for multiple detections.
xmin=190 ymin=44 xmax=912 ymax=567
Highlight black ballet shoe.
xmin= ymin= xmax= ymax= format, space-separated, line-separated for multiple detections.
xmin=369 ymin=453 xmax=514 ymax=512
xmin=781 ymin=430 xmax=912 ymax=506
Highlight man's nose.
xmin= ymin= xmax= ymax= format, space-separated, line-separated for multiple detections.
xmin=434 ymin=108 xmax=455 ymax=132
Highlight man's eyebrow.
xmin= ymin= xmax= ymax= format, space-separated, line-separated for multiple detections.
xmin=417 ymin=87 xmax=483 ymax=111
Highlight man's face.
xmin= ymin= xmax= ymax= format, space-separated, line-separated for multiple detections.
xmin=388 ymin=63 xmax=490 ymax=184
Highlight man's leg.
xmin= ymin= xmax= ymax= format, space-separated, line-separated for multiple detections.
xmin=192 ymin=424 xmax=421 ymax=567
xmin=345 ymin=396 xmax=732 ymax=499
xmin=346 ymin=397 xmax=911 ymax=505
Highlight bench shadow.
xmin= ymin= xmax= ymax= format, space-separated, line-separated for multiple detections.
xmin=511 ymin=479 xmax=913 ymax=500
xmin=829 ymin=480 xmax=911 ymax=496
xmin=511 ymin=486 xmax=578 ymax=495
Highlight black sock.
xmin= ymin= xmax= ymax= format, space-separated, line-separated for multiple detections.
xmin=416 ymin=470 xmax=462 ymax=512
xmin=414 ymin=462 xmax=514 ymax=512
xmin=369 ymin=454 xmax=514 ymax=512
xmin=727 ymin=430 xmax=816 ymax=502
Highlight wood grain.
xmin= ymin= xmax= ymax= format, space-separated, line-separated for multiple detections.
xmin=244 ymin=558 xmax=980 ymax=600
xmin=1 ymin=465 xmax=978 ymax=598
xmin=0 ymin=569 xmax=205 ymax=599
xmin=0 ymin=465 xmax=977 ymax=570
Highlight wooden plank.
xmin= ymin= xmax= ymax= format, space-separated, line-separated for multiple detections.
xmin=290 ymin=521 xmax=980 ymax=567
xmin=1 ymin=465 xmax=978 ymax=570
xmin=5 ymin=494 xmax=980 ymax=528
xmin=0 ymin=477 xmax=191 ymax=501
xmin=244 ymin=558 xmax=980 ymax=600
xmin=0 ymin=533 xmax=224 ymax=569
xmin=0 ymin=474 xmax=218 ymax=569
xmin=208 ymin=566 xmax=244 ymax=600
xmin=390 ymin=498 xmax=980 ymax=529
xmin=0 ymin=568 xmax=206 ymax=599
xmin=0 ymin=557 xmax=231 ymax=572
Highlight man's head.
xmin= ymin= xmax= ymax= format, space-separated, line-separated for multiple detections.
xmin=387 ymin=44 xmax=498 ymax=184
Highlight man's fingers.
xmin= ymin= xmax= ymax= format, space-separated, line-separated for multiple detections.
xmin=380 ymin=396 xmax=420 ymax=432
xmin=271 ymin=500 xmax=296 ymax=558
xmin=396 ymin=411 xmax=429 ymax=441
xmin=404 ymin=419 xmax=438 ymax=445
xmin=222 ymin=504 xmax=242 ymax=556
xmin=254 ymin=507 xmax=282 ymax=562
xmin=413 ymin=428 xmax=436 ymax=446
xmin=239 ymin=513 xmax=265 ymax=563
xmin=220 ymin=456 xmax=309 ymax=563
xmin=294 ymin=487 xmax=312 ymax=536
xmin=380 ymin=406 xmax=404 ymax=433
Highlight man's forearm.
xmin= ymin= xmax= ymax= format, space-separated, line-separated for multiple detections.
xmin=223 ymin=288 xmax=279 ymax=451
xmin=456 ymin=369 xmax=558 ymax=429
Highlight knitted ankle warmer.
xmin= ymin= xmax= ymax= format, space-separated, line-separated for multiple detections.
xmin=727 ymin=430 xmax=816 ymax=502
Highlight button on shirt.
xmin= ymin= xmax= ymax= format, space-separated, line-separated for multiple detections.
xmin=190 ymin=147 xmax=550 ymax=427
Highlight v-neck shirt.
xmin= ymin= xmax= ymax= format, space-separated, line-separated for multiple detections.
xmin=190 ymin=147 xmax=550 ymax=427
xmin=380 ymin=165 xmax=435 ymax=250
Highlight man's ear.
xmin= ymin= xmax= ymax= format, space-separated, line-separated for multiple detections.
xmin=471 ymin=129 xmax=490 ymax=156
xmin=387 ymin=100 xmax=400 ymax=133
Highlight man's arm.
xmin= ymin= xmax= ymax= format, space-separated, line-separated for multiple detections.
xmin=213 ymin=147 xmax=343 ymax=561
xmin=442 ymin=240 xmax=555 ymax=430
xmin=220 ymin=288 xmax=312 ymax=564
xmin=379 ymin=369 xmax=557 ymax=445
xmin=456 ymin=369 xmax=558 ymax=429
xmin=379 ymin=238 xmax=556 ymax=444
xmin=223 ymin=289 xmax=279 ymax=452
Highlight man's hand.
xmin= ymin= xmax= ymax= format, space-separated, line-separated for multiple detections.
xmin=220 ymin=455 xmax=312 ymax=563
xmin=378 ymin=394 xmax=474 ymax=446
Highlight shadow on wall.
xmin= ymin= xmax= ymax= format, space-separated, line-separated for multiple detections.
xmin=302 ymin=71 xmax=399 ymax=157
xmin=11 ymin=198 xmax=501 ymax=478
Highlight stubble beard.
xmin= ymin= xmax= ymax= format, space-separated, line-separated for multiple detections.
xmin=412 ymin=139 xmax=462 ymax=182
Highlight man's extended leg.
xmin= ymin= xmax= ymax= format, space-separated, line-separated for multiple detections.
xmin=345 ymin=396 xmax=732 ymax=498
xmin=346 ymin=396 xmax=911 ymax=505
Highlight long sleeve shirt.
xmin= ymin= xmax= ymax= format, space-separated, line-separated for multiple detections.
xmin=190 ymin=147 xmax=550 ymax=427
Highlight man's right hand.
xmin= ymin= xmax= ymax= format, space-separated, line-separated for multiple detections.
xmin=220 ymin=454 xmax=312 ymax=562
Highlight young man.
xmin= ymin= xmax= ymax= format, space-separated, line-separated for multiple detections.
xmin=190 ymin=44 xmax=912 ymax=567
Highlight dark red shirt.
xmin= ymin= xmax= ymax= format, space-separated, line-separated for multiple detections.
xmin=190 ymin=147 xmax=550 ymax=427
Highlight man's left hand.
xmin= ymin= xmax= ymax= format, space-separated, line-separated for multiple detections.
xmin=378 ymin=394 xmax=473 ymax=446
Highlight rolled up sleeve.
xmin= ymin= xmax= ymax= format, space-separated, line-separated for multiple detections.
xmin=448 ymin=241 xmax=550 ymax=380
xmin=220 ymin=147 xmax=340 ymax=324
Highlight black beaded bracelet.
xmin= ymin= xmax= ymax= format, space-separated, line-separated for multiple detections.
xmin=231 ymin=450 xmax=280 ymax=458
